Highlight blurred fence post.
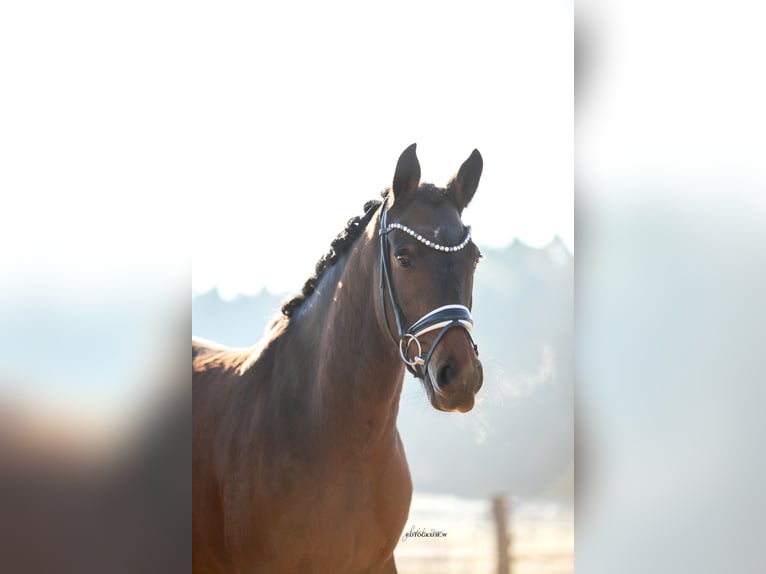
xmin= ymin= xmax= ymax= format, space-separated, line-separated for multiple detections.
xmin=492 ymin=494 xmax=511 ymax=574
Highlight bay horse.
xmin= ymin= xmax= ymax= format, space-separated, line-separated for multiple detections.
xmin=192 ymin=144 xmax=484 ymax=573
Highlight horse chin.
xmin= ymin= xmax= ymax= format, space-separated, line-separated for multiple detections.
xmin=439 ymin=394 xmax=476 ymax=413
xmin=422 ymin=371 xmax=477 ymax=413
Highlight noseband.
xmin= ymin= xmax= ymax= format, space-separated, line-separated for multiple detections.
xmin=378 ymin=203 xmax=479 ymax=378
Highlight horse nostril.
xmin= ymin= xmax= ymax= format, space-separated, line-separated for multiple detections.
xmin=437 ymin=362 xmax=457 ymax=387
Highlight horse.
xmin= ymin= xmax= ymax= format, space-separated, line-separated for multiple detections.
xmin=192 ymin=143 xmax=484 ymax=573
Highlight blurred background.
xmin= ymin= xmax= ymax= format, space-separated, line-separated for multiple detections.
xmin=577 ymin=1 xmax=766 ymax=573
xmin=5 ymin=0 xmax=766 ymax=573
xmin=2 ymin=1 xmax=572 ymax=573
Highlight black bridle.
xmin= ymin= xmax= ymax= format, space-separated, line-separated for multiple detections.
xmin=378 ymin=202 xmax=479 ymax=379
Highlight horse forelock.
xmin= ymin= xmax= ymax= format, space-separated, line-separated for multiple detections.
xmin=381 ymin=182 xmax=457 ymax=209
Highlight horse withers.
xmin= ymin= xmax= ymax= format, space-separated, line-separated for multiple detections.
xmin=193 ymin=143 xmax=484 ymax=573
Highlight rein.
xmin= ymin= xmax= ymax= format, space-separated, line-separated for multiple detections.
xmin=378 ymin=202 xmax=479 ymax=379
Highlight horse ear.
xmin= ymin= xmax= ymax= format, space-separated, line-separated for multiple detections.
xmin=447 ymin=149 xmax=483 ymax=212
xmin=392 ymin=143 xmax=421 ymax=201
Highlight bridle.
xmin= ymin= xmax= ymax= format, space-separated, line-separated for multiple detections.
xmin=378 ymin=202 xmax=479 ymax=379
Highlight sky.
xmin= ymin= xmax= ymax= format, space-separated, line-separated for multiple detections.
xmin=188 ymin=0 xmax=574 ymax=298
xmin=0 ymin=1 xmax=572 ymax=301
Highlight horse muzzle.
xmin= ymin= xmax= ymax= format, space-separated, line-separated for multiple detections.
xmin=422 ymin=326 xmax=484 ymax=413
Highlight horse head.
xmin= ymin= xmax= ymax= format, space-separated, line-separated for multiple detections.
xmin=378 ymin=143 xmax=484 ymax=412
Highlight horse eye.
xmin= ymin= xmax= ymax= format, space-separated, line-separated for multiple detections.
xmin=395 ymin=251 xmax=411 ymax=267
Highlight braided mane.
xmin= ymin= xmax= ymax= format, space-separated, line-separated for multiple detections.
xmin=280 ymin=199 xmax=382 ymax=317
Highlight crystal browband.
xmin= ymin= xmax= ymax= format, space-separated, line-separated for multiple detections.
xmin=381 ymin=222 xmax=472 ymax=253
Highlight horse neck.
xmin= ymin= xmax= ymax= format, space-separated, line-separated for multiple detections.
xmin=290 ymin=226 xmax=406 ymax=453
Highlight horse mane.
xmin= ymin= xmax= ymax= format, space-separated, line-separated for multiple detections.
xmin=280 ymin=198 xmax=383 ymax=318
